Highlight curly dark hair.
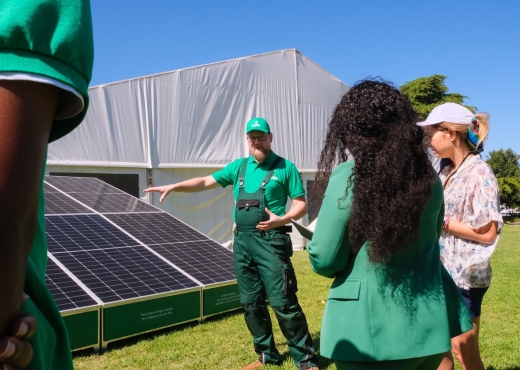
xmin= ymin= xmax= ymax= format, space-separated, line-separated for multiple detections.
xmin=314 ymin=78 xmax=437 ymax=264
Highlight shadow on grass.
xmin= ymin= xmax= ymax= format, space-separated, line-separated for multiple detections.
xmin=274 ymin=330 xmax=334 ymax=369
xmin=72 ymin=308 xmax=244 ymax=359
xmin=72 ymin=310 xmax=337 ymax=368
xmin=486 ymin=367 xmax=520 ymax=370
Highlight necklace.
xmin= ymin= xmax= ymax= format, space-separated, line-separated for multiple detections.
xmin=441 ymin=152 xmax=472 ymax=190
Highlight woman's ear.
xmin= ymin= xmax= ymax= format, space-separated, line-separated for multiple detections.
xmin=447 ymin=130 xmax=458 ymax=142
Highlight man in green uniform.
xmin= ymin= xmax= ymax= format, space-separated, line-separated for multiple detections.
xmin=145 ymin=118 xmax=319 ymax=370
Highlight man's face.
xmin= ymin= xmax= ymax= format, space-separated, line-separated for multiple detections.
xmin=247 ymin=130 xmax=272 ymax=162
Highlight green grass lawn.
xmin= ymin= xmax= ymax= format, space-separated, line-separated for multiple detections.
xmin=479 ymin=225 xmax=520 ymax=370
xmin=73 ymin=226 xmax=520 ymax=370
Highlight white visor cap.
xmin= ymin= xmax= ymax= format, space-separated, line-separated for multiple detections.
xmin=417 ymin=102 xmax=474 ymax=127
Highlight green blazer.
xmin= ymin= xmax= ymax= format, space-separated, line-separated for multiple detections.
xmin=307 ymin=161 xmax=472 ymax=362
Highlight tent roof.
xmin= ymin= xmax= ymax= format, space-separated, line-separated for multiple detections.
xmin=91 ymin=49 xmax=343 ymax=89
xmin=48 ymin=49 xmax=349 ymax=171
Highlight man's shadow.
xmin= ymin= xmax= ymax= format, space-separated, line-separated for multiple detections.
xmin=275 ymin=330 xmax=334 ymax=368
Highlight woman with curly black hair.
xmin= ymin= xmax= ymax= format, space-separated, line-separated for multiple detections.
xmin=307 ymin=79 xmax=472 ymax=370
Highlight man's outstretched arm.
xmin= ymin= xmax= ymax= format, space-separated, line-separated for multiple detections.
xmin=144 ymin=175 xmax=220 ymax=202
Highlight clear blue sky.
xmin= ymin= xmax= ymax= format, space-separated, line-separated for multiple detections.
xmin=90 ymin=0 xmax=520 ymax=156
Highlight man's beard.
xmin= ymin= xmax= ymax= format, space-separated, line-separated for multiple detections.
xmin=251 ymin=148 xmax=270 ymax=163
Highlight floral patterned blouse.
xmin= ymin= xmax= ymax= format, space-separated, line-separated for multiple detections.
xmin=439 ymin=154 xmax=503 ymax=289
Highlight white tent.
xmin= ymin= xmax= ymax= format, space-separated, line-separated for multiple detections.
xmin=47 ymin=49 xmax=350 ymax=249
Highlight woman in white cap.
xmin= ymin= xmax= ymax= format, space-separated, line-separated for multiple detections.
xmin=419 ymin=103 xmax=503 ymax=370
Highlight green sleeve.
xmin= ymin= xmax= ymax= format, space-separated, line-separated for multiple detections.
xmin=284 ymin=161 xmax=305 ymax=199
xmin=0 ymin=0 xmax=93 ymax=92
xmin=212 ymin=158 xmax=243 ymax=188
xmin=307 ymin=161 xmax=354 ymax=278
xmin=0 ymin=0 xmax=94 ymax=142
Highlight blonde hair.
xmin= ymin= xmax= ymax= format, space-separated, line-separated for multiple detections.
xmin=439 ymin=112 xmax=489 ymax=149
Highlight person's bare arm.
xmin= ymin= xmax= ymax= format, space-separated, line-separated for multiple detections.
xmin=0 ymin=80 xmax=58 ymax=336
xmin=256 ymin=196 xmax=308 ymax=231
xmin=143 ymin=175 xmax=219 ymax=202
xmin=445 ymin=220 xmax=498 ymax=245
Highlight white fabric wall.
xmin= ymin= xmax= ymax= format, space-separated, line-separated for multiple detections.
xmin=48 ymin=80 xmax=151 ymax=167
xmin=152 ymin=50 xmax=301 ymax=168
xmin=48 ymin=49 xmax=349 ymax=170
xmin=296 ymin=54 xmax=347 ymax=170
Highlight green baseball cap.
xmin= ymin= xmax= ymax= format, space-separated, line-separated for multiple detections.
xmin=246 ymin=117 xmax=270 ymax=134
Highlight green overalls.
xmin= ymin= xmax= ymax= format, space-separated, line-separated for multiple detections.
xmin=233 ymin=158 xmax=318 ymax=369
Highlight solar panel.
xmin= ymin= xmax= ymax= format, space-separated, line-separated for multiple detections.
xmin=104 ymin=213 xmax=236 ymax=285
xmin=44 ymin=192 xmax=94 ymax=215
xmin=45 ymin=176 xmax=124 ymax=194
xmin=45 ymin=258 xmax=98 ymax=311
xmin=44 ymin=176 xmax=160 ymax=213
xmin=104 ymin=212 xmax=215 ymax=245
xmin=46 ymin=214 xmax=199 ymax=302
xmin=64 ymin=192 xmax=159 ymax=213
xmin=43 ymin=175 xmax=239 ymax=348
xmin=53 ymin=247 xmax=198 ymax=302
xmin=146 ymin=241 xmax=235 ymax=285
xmin=46 ymin=214 xmax=140 ymax=253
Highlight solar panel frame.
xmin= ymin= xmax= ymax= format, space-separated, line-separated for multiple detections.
xmin=45 ymin=176 xmax=126 ymax=195
xmin=44 ymin=182 xmax=64 ymax=193
xmin=44 ymin=192 xmax=95 ymax=215
xmin=44 ymin=177 xmax=161 ymax=214
xmin=45 ymin=256 xmax=100 ymax=312
xmin=69 ymin=192 xmax=160 ymax=213
xmin=45 ymin=254 xmax=103 ymax=352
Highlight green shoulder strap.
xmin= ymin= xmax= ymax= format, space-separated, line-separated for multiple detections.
xmin=238 ymin=158 xmax=248 ymax=188
xmin=260 ymin=156 xmax=283 ymax=189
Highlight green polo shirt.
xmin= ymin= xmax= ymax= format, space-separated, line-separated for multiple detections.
xmin=212 ymin=151 xmax=305 ymax=217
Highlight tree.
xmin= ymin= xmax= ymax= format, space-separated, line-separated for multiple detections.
xmin=400 ymin=74 xmax=476 ymax=119
xmin=486 ymin=149 xmax=520 ymax=209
